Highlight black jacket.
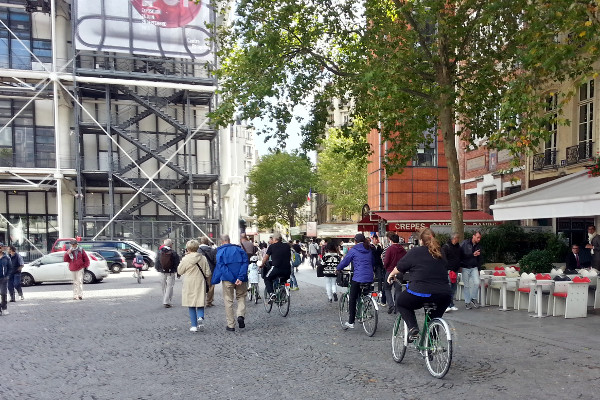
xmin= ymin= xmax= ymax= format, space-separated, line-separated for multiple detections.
xmin=397 ymin=246 xmax=451 ymax=296
xmin=154 ymin=246 xmax=181 ymax=273
xmin=460 ymin=239 xmax=482 ymax=269
xmin=442 ymin=240 xmax=461 ymax=272
xmin=565 ymin=252 xmax=582 ymax=270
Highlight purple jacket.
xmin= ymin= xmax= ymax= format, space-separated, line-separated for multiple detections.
xmin=336 ymin=243 xmax=375 ymax=283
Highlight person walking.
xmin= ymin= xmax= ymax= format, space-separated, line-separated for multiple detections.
xmin=198 ymin=236 xmax=217 ymax=307
xmin=383 ymin=234 xmax=407 ymax=314
xmin=442 ymin=232 xmax=461 ymax=312
xmin=8 ymin=245 xmax=24 ymax=302
xmin=288 ymin=243 xmax=300 ymax=291
xmin=371 ymin=235 xmax=386 ymax=306
xmin=308 ymin=240 xmax=319 ymax=269
xmin=460 ymin=231 xmax=483 ymax=309
xmin=212 ymin=234 xmax=249 ymax=332
xmin=177 ymin=239 xmax=211 ymax=332
xmin=0 ymin=244 xmax=10 ymax=315
xmin=154 ymin=238 xmax=180 ymax=308
xmin=322 ymin=242 xmax=341 ymax=302
xmin=63 ymin=240 xmax=90 ymax=300
xmin=336 ymin=234 xmax=375 ymax=329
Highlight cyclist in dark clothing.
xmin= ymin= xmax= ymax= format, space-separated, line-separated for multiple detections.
xmin=387 ymin=228 xmax=452 ymax=342
xmin=261 ymin=232 xmax=291 ymax=299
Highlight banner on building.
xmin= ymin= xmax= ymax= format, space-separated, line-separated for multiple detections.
xmin=73 ymin=0 xmax=213 ymax=60
xmin=306 ymin=222 xmax=317 ymax=237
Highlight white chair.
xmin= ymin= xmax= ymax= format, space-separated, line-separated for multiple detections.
xmin=487 ymin=271 xmax=506 ymax=306
xmin=456 ymin=272 xmax=464 ymax=301
xmin=515 ymin=273 xmax=535 ymax=311
xmin=551 ymin=277 xmax=591 ymax=318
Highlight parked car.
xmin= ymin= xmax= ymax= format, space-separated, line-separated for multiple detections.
xmin=20 ymin=251 xmax=109 ymax=286
xmin=51 ymin=238 xmax=75 ymax=252
xmin=52 ymin=239 xmax=155 ymax=270
xmin=95 ymin=248 xmax=127 ymax=273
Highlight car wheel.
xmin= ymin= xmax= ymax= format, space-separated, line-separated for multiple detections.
xmin=21 ymin=273 xmax=35 ymax=287
xmin=143 ymin=261 xmax=152 ymax=271
xmin=110 ymin=263 xmax=121 ymax=273
xmin=83 ymin=270 xmax=96 ymax=284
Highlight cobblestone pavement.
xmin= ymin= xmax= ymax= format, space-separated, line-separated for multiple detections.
xmin=1 ymin=261 xmax=600 ymax=399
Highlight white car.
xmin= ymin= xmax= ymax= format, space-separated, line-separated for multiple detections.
xmin=21 ymin=251 xmax=109 ymax=286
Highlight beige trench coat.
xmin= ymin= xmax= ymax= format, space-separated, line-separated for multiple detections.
xmin=177 ymin=252 xmax=211 ymax=307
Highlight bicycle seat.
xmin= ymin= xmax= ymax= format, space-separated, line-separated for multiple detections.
xmin=423 ymin=302 xmax=437 ymax=312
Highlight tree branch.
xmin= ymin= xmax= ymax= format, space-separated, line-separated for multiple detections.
xmin=396 ymin=2 xmax=434 ymax=62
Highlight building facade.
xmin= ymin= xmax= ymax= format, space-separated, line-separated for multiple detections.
xmin=0 ymin=0 xmax=221 ymax=255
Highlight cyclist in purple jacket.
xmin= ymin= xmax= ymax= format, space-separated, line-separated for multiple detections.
xmin=336 ymin=233 xmax=375 ymax=329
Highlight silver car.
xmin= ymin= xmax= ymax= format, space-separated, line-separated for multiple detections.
xmin=21 ymin=251 xmax=110 ymax=286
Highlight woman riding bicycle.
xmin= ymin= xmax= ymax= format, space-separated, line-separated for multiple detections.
xmin=336 ymin=233 xmax=375 ymax=329
xmin=387 ymin=228 xmax=452 ymax=341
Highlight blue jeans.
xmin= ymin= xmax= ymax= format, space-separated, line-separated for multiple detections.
xmin=289 ymin=269 xmax=298 ymax=288
xmin=462 ymin=267 xmax=480 ymax=304
xmin=188 ymin=307 xmax=205 ymax=327
xmin=8 ymin=273 xmax=23 ymax=299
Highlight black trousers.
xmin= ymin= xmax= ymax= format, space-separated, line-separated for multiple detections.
xmin=348 ymin=280 xmax=371 ymax=324
xmin=395 ymin=290 xmax=452 ymax=331
xmin=264 ymin=267 xmax=290 ymax=294
xmin=309 ymin=254 xmax=318 ymax=268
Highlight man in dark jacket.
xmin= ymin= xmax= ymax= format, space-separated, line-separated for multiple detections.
xmin=261 ymin=232 xmax=291 ymax=298
xmin=212 ymin=234 xmax=249 ymax=332
xmin=199 ymin=236 xmax=217 ymax=307
xmin=8 ymin=245 xmax=24 ymax=301
xmin=154 ymin=238 xmax=180 ymax=308
xmin=442 ymin=233 xmax=461 ymax=311
xmin=383 ymin=234 xmax=407 ymax=314
xmin=460 ymin=231 xmax=483 ymax=309
xmin=0 ymin=243 xmax=10 ymax=315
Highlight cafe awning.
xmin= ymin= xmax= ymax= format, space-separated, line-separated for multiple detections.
xmin=358 ymin=210 xmax=496 ymax=232
xmin=490 ymin=170 xmax=600 ymax=221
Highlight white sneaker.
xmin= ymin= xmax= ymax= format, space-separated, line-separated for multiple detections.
xmin=451 ymin=306 xmax=459 ymax=311
xmin=2 ymin=310 xmax=9 ymax=315
xmin=446 ymin=307 xmax=452 ymax=312
xmin=190 ymin=326 xmax=198 ymax=332
xmin=197 ymin=317 xmax=204 ymax=328
xmin=342 ymin=322 xmax=355 ymax=329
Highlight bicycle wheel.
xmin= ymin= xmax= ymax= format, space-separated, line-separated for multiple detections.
xmin=278 ymin=286 xmax=290 ymax=317
xmin=338 ymin=293 xmax=349 ymax=329
xmin=136 ymin=271 xmax=141 ymax=284
xmin=253 ymin=284 xmax=260 ymax=304
xmin=247 ymin=284 xmax=254 ymax=301
xmin=263 ymin=287 xmax=272 ymax=313
xmin=425 ymin=318 xmax=453 ymax=379
xmin=361 ymin=296 xmax=378 ymax=337
xmin=391 ymin=315 xmax=408 ymax=363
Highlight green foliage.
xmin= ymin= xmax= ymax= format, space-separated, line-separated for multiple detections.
xmin=474 ymin=224 xmax=569 ymax=264
xmin=316 ymin=126 xmax=367 ymax=218
xmin=210 ymin=0 xmax=595 ymax=237
xmin=519 ymin=249 xmax=555 ymax=275
xmin=247 ymin=152 xmax=315 ymax=229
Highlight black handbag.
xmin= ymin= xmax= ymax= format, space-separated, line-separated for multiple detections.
xmin=316 ymin=262 xmax=325 ymax=277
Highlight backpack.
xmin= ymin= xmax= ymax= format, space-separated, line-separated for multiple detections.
xmin=199 ymin=247 xmax=216 ymax=272
xmin=135 ymin=255 xmax=144 ymax=265
xmin=291 ymin=251 xmax=302 ymax=268
xmin=160 ymin=248 xmax=174 ymax=273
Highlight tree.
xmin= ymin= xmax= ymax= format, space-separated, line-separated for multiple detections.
xmin=209 ymin=0 xmax=568 ymax=239
xmin=316 ymin=125 xmax=367 ymax=218
xmin=247 ymin=152 xmax=314 ymax=229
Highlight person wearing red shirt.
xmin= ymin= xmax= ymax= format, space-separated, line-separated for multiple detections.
xmin=383 ymin=234 xmax=407 ymax=314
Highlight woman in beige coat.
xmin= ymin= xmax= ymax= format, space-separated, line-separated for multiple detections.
xmin=177 ymin=239 xmax=211 ymax=332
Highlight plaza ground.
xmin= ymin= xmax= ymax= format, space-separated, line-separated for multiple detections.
xmin=1 ymin=260 xmax=599 ymax=399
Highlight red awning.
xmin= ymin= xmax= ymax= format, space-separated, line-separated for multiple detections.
xmin=360 ymin=210 xmax=497 ymax=232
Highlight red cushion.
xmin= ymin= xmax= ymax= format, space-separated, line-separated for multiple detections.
xmin=493 ymin=271 xmax=506 ymax=276
xmin=517 ymin=288 xmax=530 ymax=293
xmin=553 ymin=292 xmax=568 ymax=298
xmin=495 ymin=266 xmax=504 ymax=270
xmin=573 ymin=276 xmax=591 ymax=283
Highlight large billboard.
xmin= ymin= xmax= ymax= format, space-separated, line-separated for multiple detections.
xmin=74 ymin=0 xmax=213 ymax=60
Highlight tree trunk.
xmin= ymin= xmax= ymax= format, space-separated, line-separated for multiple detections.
xmin=439 ymin=101 xmax=464 ymax=240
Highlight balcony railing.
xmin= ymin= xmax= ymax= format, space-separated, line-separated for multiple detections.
xmin=566 ymin=141 xmax=595 ymax=165
xmin=533 ymin=149 xmax=557 ymax=171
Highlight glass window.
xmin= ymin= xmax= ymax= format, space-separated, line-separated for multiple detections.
xmin=14 ymin=126 xmax=34 ymax=167
xmin=32 ymin=39 xmax=51 ymax=63
xmin=0 ymin=126 xmax=12 ymax=146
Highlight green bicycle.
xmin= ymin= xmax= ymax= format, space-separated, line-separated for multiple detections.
xmin=338 ymin=273 xmax=379 ymax=337
xmin=263 ymin=278 xmax=290 ymax=317
xmin=391 ymin=302 xmax=453 ymax=379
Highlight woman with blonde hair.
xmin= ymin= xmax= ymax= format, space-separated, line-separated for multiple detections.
xmin=177 ymin=239 xmax=211 ymax=332
xmin=387 ymin=228 xmax=452 ymax=341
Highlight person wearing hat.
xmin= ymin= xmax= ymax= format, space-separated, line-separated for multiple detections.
xmin=0 ymin=243 xmax=11 ymax=315
xmin=63 ymin=240 xmax=90 ymax=300
xmin=336 ymin=233 xmax=376 ymax=329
